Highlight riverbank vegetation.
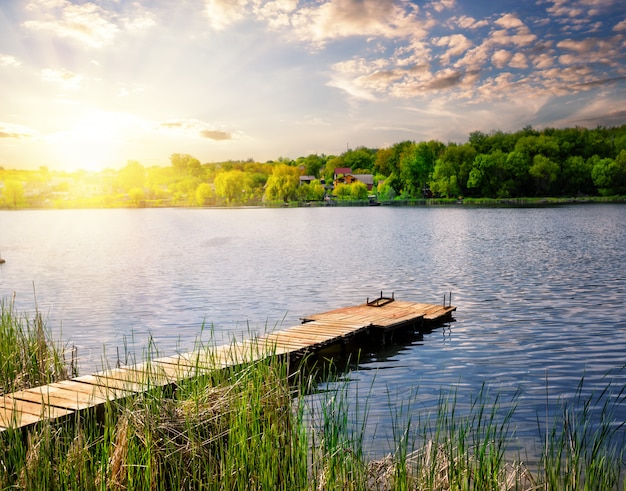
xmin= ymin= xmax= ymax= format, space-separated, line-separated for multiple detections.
xmin=0 ymin=298 xmax=76 ymax=396
xmin=1 ymin=303 xmax=625 ymax=489
xmin=2 ymin=124 xmax=626 ymax=209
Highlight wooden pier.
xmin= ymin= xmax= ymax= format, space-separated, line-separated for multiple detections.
xmin=0 ymin=296 xmax=455 ymax=431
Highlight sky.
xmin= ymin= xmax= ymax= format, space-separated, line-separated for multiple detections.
xmin=1 ymin=0 xmax=626 ymax=172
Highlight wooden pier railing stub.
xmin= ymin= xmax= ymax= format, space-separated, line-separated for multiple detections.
xmin=0 ymin=298 xmax=456 ymax=432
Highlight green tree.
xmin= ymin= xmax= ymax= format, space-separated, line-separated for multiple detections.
xmin=117 ymin=161 xmax=145 ymax=192
xmin=515 ymin=135 xmax=560 ymax=162
xmin=374 ymin=141 xmax=412 ymax=176
xmin=343 ymin=147 xmax=375 ymax=172
xmin=350 ymin=181 xmax=369 ymax=200
xmin=439 ymin=143 xmax=476 ymax=194
xmin=1 ymin=180 xmax=25 ymax=208
xmin=559 ymin=155 xmax=594 ymax=196
xmin=296 ymin=180 xmax=325 ymax=201
xmin=264 ymin=164 xmax=300 ymax=202
xmin=195 ymin=182 xmax=214 ymax=206
xmin=171 ymin=154 xmax=202 ymax=177
xmin=214 ymin=170 xmax=245 ymax=204
xmin=467 ymin=154 xmax=497 ymax=197
xmin=299 ymin=154 xmax=326 ymax=178
xmin=377 ymin=180 xmax=396 ymax=200
xmin=399 ymin=142 xmax=435 ymax=197
xmin=502 ymin=150 xmax=532 ymax=197
xmin=529 ymin=154 xmax=559 ymax=195
xmin=128 ymin=187 xmax=145 ymax=206
xmin=323 ymin=156 xmax=343 ymax=183
xmin=334 ymin=183 xmax=352 ymax=200
xmin=591 ymin=151 xmax=626 ymax=195
xmin=430 ymin=159 xmax=460 ymax=198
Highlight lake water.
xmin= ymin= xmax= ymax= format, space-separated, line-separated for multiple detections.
xmin=1 ymin=205 xmax=625 ymax=459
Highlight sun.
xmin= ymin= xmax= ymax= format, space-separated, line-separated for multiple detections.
xmin=47 ymin=110 xmax=141 ymax=172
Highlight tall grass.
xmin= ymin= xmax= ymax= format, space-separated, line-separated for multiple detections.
xmin=539 ymin=374 xmax=626 ymax=490
xmin=1 ymin=308 xmax=624 ymax=490
xmin=0 ymin=297 xmax=77 ymax=395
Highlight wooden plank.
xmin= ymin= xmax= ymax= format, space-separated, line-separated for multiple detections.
xmin=0 ymin=395 xmax=73 ymax=429
xmin=74 ymin=374 xmax=146 ymax=393
xmin=51 ymin=380 xmax=134 ymax=401
xmin=10 ymin=385 xmax=110 ymax=411
xmin=1 ymin=405 xmax=44 ymax=429
xmin=97 ymin=365 xmax=176 ymax=387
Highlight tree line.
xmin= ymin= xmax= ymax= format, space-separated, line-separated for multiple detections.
xmin=2 ymin=124 xmax=626 ymax=208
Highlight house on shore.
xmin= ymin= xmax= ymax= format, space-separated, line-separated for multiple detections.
xmin=333 ymin=168 xmax=374 ymax=191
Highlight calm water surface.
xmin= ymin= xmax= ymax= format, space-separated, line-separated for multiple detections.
xmin=1 ymin=205 xmax=625 ymax=457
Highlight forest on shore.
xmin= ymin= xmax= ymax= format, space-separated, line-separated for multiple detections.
xmin=1 ymin=123 xmax=626 ymax=208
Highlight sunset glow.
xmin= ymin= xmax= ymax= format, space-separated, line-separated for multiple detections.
xmin=1 ymin=0 xmax=626 ymax=171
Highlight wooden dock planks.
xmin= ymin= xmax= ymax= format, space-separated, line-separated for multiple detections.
xmin=0 ymin=298 xmax=455 ymax=432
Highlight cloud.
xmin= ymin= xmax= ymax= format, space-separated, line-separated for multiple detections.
xmin=160 ymin=119 xmax=235 ymax=141
xmin=23 ymin=0 xmax=119 ymax=47
xmin=491 ymin=49 xmax=512 ymax=69
xmin=424 ymin=69 xmax=465 ymax=90
xmin=0 ymin=54 xmax=21 ymax=67
xmin=494 ymin=14 xmax=525 ymax=29
xmin=509 ymin=52 xmax=528 ymax=69
xmin=433 ymin=34 xmax=473 ymax=63
xmin=0 ymin=131 xmax=28 ymax=139
xmin=41 ymin=68 xmax=83 ymax=89
xmin=200 ymin=130 xmax=232 ymax=140
xmin=22 ymin=0 xmax=156 ymax=47
xmin=571 ymin=75 xmax=626 ymax=89
xmin=614 ymin=19 xmax=626 ymax=31
xmin=204 ymin=0 xmax=249 ymax=30
xmin=429 ymin=0 xmax=456 ymax=13
xmin=254 ymin=0 xmax=298 ymax=29
xmin=573 ymin=109 xmax=626 ymax=127
xmin=0 ymin=124 xmax=32 ymax=139
xmin=289 ymin=0 xmax=429 ymax=48
xmin=557 ymin=34 xmax=624 ymax=66
xmin=450 ymin=15 xmax=489 ymax=29
xmin=532 ymin=53 xmax=555 ymax=69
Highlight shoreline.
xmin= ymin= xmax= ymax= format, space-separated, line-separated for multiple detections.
xmin=2 ymin=195 xmax=625 ymax=211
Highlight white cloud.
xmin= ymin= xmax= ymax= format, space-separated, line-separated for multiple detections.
xmin=557 ymin=35 xmax=624 ymax=66
xmin=254 ymin=0 xmax=298 ymax=28
xmin=22 ymin=0 xmax=156 ymax=47
xmin=495 ymin=14 xmax=524 ymax=29
xmin=204 ymin=0 xmax=250 ymax=30
xmin=289 ymin=0 xmax=429 ymax=48
xmin=491 ymin=49 xmax=512 ymax=69
xmin=429 ymin=0 xmax=456 ymax=13
xmin=614 ymin=19 xmax=626 ymax=31
xmin=41 ymin=68 xmax=83 ymax=89
xmin=509 ymin=52 xmax=528 ymax=68
xmin=159 ymin=118 xmax=236 ymax=141
xmin=0 ymin=54 xmax=21 ymax=67
xmin=532 ymin=53 xmax=555 ymax=69
xmin=122 ymin=13 xmax=157 ymax=33
xmin=23 ymin=0 xmax=120 ymax=47
xmin=0 ymin=123 xmax=34 ymax=140
xmin=490 ymin=26 xmax=537 ymax=47
xmin=433 ymin=34 xmax=472 ymax=63
xmin=453 ymin=42 xmax=491 ymax=70
xmin=451 ymin=15 xmax=489 ymax=29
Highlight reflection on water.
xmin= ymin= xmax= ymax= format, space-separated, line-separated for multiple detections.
xmin=1 ymin=205 xmax=625 ymax=457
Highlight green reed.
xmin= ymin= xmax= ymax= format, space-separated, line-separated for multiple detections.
xmin=1 ymin=307 xmax=624 ymax=490
xmin=0 ymin=298 xmax=77 ymax=396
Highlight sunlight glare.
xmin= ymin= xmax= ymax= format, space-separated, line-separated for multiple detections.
xmin=46 ymin=110 xmax=140 ymax=172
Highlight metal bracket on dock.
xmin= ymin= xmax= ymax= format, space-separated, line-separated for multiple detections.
xmin=367 ymin=291 xmax=395 ymax=307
